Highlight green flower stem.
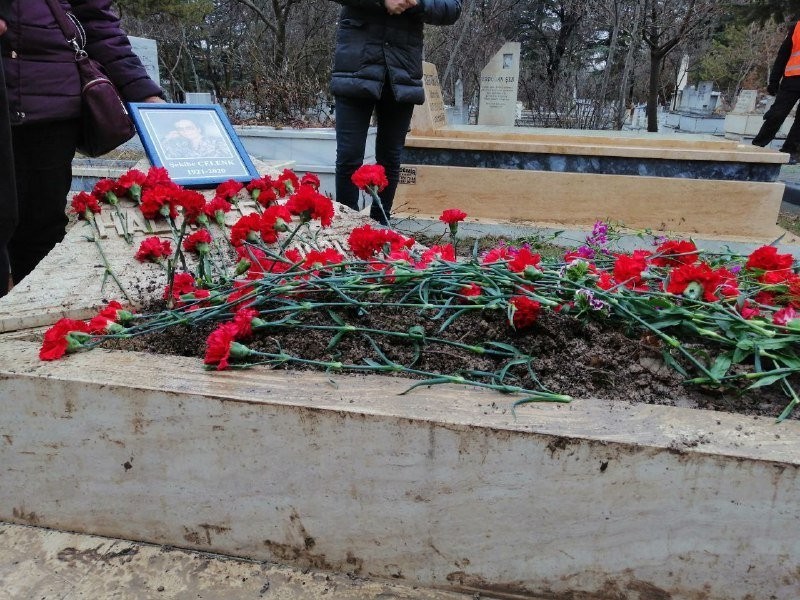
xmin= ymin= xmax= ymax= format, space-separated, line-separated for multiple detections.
xmin=84 ymin=220 xmax=131 ymax=303
xmin=279 ymin=220 xmax=308 ymax=253
xmin=368 ymin=188 xmax=390 ymax=226
xmin=111 ymin=203 xmax=133 ymax=245
xmin=281 ymin=322 xmax=514 ymax=357
xmin=599 ymin=292 xmax=717 ymax=381
xmin=235 ymin=348 xmax=568 ymax=402
xmin=777 ymin=381 xmax=800 ymax=423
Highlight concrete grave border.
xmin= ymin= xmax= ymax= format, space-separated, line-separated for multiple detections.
xmin=1 ymin=335 xmax=798 ymax=600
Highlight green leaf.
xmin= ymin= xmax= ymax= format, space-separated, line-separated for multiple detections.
xmin=710 ymin=353 xmax=732 ymax=379
xmin=662 ymin=349 xmax=688 ymax=377
xmin=326 ymin=330 xmax=347 ymax=351
xmin=732 ymin=346 xmax=749 ymax=364
xmin=748 ymin=373 xmax=788 ymax=389
xmin=648 ymin=317 xmax=684 ymax=330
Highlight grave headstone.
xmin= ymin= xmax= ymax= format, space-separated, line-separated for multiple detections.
xmin=184 ymin=92 xmax=215 ymax=105
xmin=453 ymin=78 xmax=465 ymax=125
xmin=128 ymin=36 xmax=160 ymax=87
xmin=675 ymin=81 xmax=721 ymax=114
xmin=732 ymin=90 xmax=758 ymax=114
xmin=410 ymin=62 xmax=447 ymax=134
xmin=477 ymin=42 xmax=521 ymax=127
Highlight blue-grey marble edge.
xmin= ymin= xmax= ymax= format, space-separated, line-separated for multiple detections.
xmin=402 ymin=147 xmax=782 ymax=182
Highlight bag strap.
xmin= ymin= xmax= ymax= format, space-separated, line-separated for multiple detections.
xmin=44 ymin=0 xmax=87 ymax=58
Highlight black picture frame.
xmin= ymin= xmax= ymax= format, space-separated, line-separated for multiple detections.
xmin=128 ymin=103 xmax=260 ymax=188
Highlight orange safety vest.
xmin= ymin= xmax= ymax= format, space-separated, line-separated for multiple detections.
xmin=785 ymin=22 xmax=800 ymax=77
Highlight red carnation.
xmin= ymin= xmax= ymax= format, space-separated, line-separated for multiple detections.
xmin=285 ymin=184 xmax=334 ymax=226
xmin=666 ymin=262 xmax=726 ymax=302
xmin=40 ymin=318 xmax=92 ymax=361
xmin=276 ymin=169 xmax=300 ymax=196
xmin=135 ymin=237 xmax=173 ymax=263
xmin=70 ymin=191 xmax=102 ymax=220
xmin=230 ymin=213 xmax=263 ymax=246
xmin=351 ymin=164 xmax=388 ymax=192
xmin=509 ymin=296 xmax=542 ymax=330
xmin=92 ymin=178 xmax=119 ymax=204
xmin=507 ymin=247 xmax=542 ymax=274
xmin=215 ymin=179 xmax=244 ymax=203
xmin=164 ymin=272 xmax=198 ymax=303
xmin=88 ymin=302 xmax=130 ymax=334
xmin=417 ymin=244 xmax=455 ymax=268
xmin=96 ymin=300 xmax=133 ymax=326
xmin=233 ymin=307 xmax=262 ymax=338
xmin=613 ymin=250 xmax=651 ymax=290
xmin=746 ymin=246 xmax=794 ymax=274
xmin=481 ymin=246 xmax=513 ymax=265
xmin=204 ymin=322 xmax=242 ymax=370
xmin=439 ymin=208 xmax=467 ymax=225
xmin=651 ymin=239 xmax=699 ymax=267
xmin=302 ymin=248 xmax=345 ymax=273
xmin=183 ymin=229 xmax=213 ymax=254
xmin=178 ymin=189 xmax=208 ymax=225
xmin=247 ymin=177 xmax=278 ymax=208
xmin=347 ymin=224 xmax=413 ymax=259
xmin=773 ymin=306 xmax=800 ymax=327
xmin=116 ymin=169 xmax=147 ymax=202
xmin=460 ymin=283 xmax=483 ymax=298
xmin=204 ymin=196 xmax=232 ymax=226
xmin=143 ymin=166 xmax=172 ymax=189
xmin=301 ymin=173 xmax=321 ymax=190
xmin=260 ymin=205 xmax=293 ymax=244
xmin=140 ymin=183 xmax=181 ymax=220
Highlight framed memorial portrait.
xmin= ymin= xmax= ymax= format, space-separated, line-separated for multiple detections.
xmin=128 ymin=103 xmax=260 ymax=188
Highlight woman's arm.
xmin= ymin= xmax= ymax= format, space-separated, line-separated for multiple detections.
xmin=68 ymin=0 xmax=164 ymax=102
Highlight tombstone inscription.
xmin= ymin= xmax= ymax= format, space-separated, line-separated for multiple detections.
xmin=410 ymin=62 xmax=447 ymax=134
xmin=477 ymin=42 xmax=521 ymax=127
xmin=128 ymin=36 xmax=160 ymax=87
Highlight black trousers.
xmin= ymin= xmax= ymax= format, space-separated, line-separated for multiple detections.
xmin=335 ymin=83 xmax=415 ymax=225
xmin=752 ymin=87 xmax=800 ymax=152
xmin=7 ymin=119 xmax=79 ymax=286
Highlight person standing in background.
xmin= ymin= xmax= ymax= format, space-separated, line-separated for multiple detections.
xmin=330 ymin=0 xmax=461 ymax=225
xmin=0 ymin=0 xmax=15 ymax=296
xmin=752 ymin=17 xmax=800 ymax=162
xmin=0 ymin=0 xmax=164 ymax=295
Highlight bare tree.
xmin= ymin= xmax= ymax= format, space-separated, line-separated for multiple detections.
xmin=641 ymin=0 xmax=722 ymax=131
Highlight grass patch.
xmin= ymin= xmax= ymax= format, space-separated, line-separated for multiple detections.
xmin=778 ymin=211 xmax=800 ymax=237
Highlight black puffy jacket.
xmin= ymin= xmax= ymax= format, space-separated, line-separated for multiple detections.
xmin=330 ymin=0 xmax=461 ymax=104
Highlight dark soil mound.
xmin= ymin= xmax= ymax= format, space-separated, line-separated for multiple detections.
xmin=108 ymin=301 xmax=798 ymax=420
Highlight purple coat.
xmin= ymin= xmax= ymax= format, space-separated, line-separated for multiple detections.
xmin=0 ymin=0 xmax=162 ymax=125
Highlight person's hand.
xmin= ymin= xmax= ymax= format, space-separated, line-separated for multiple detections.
xmin=142 ymin=96 xmax=167 ymax=103
xmin=767 ymin=83 xmax=779 ymax=96
xmin=0 ymin=19 xmax=7 ymax=36
xmin=385 ymin=0 xmax=417 ymax=15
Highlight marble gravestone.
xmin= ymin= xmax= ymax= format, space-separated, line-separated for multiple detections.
xmin=128 ymin=36 xmax=160 ymax=87
xmin=724 ymin=89 xmax=794 ymax=140
xmin=477 ymin=42 xmax=521 ymax=127
xmin=731 ymin=90 xmax=758 ymax=114
xmin=410 ymin=62 xmax=447 ymax=134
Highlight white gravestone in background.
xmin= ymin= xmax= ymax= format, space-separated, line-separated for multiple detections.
xmin=732 ymin=90 xmax=758 ymax=114
xmin=128 ymin=36 xmax=160 ymax=87
xmin=477 ymin=42 xmax=521 ymax=127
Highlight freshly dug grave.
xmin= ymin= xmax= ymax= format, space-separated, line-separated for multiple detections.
xmin=106 ymin=298 xmax=798 ymax=421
